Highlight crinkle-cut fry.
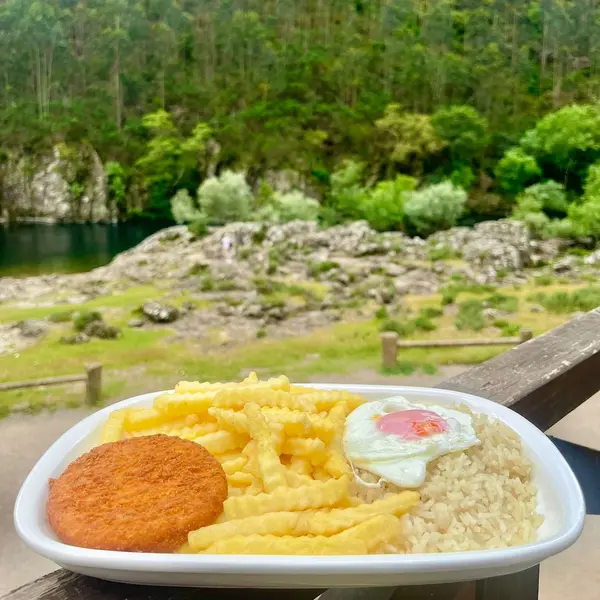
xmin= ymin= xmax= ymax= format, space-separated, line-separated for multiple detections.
xmin=194 ymin=430 xmax=248 ymax=454
xmin=312 ymin=467 xmax=331 ymax=482
xmin=227 ymin=471 xmax=255 ymax=487
xmin=204 ymin=533 xmax=366 ymax=555
xmin=285 ymin=469 xmax=314 ymax=488
xmin=208 ymin=407 xmax=249 ymax=433
xmin=290 ymin=385 xmax=321 ymax=395
xmin=169 ymin=422 xmax=219 ymax=440
xmin=323 ymin=402 xmax=351 ymax=478
xmin=227 ymin=486 xmax=244 ymax=497
xmin=299 ymin=390 xmax=366 ymax=412
xmin=189 ymin=512 xmax=299 ymax=551
xmin=216 ymin=451 xmax=243 ymax=463
xmin=295 ymin=492 xmax=420 ymax=536
xmin=223 ymin=476 xmax=349 ymax=520
xmin=289 ymin=456 xmax=312 ymax=475
xmin=244 ymin=477 xmax=264 ymax=496
xmin=260 ymin=407 xmax=311 ymax=436
xmin=241 ymin=441 xmax=260 ymax=477
xmin=154 ymin=390 xmax=217 ymax=417
xmin=222 ymin=456 xmax=248 ymax=475
xmin=282 ymin=437 xmax=327 ymax=464
xmin=124 ymin=407 xmax=172 ymax=432
xmin=213 ymin=388 xmax=314 ymax=412
xmin=244 ymin=403 xmax=287 ymax=492
xmin=335 ymin=514 xmax=401 ymax=551
xmin=174 ymin=372 xmax=261 ymax=394
xmin=100 ymin=409 xmax=128 ymax=443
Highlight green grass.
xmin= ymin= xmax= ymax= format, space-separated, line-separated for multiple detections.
xmin=485 ymin=293 xmax=519 ymax=313
xmin=528 ymin=286 xmax=600 ymax=314
xmin=455 ymin=299 xmax=485 ymax=331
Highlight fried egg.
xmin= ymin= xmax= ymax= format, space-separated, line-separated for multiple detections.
xmin=343 ymin=396 xmax=480 ymax=488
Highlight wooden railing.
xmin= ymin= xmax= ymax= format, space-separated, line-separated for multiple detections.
xmin=0 ymin=363 xmax=103 ymax=406
xmin=4 ymin=309 xmax=600 ymax=600
xmin=381 ymin=328 xmax=533 ymax=370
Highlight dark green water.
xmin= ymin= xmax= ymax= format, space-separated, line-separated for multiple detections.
xmin=0 ymin=222 xmax=170 ymax=277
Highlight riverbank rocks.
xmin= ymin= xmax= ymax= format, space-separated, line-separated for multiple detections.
xmin=84 ymin=321 xmax=121 ymax=340
xmin=141 ymin=301 xmax=180 ymax=323
xmin=14 ymin=320 xmax=47 ymax=339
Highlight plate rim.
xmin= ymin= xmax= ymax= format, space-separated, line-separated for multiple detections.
xmin=14 ymin=384 xmax=586 ymax=579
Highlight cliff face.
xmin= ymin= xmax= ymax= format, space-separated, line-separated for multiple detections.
xmin=1 ymin=145 xmax=116 ymax=223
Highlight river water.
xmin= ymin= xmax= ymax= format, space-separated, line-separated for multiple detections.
xmin=0 ymin=222 xmax=169 ymax=277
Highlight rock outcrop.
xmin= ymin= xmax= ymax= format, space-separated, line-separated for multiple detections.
xmin=1 ymin=145 xmax=114 ymax=223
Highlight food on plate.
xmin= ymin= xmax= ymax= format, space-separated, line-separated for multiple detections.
xmin=49 ymin=372 xmax=543 ymax=555
xmin=343 ymin=397 xmax=480 ymax=488
xmin=46 ymin=435 xmax=227 ymax=552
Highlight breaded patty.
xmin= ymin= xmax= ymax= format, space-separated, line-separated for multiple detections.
xmin=47 ymin=434 xmax=227 ymax=552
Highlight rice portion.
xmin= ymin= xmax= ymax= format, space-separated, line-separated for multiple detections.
xmin=350 ymin=412 xmax=544 ymax=553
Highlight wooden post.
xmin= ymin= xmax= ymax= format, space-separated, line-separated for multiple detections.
xmin=381 ymin=332 xmax=399 ymax=369
xmin=85 ymin=363 xmax=102 ymax=406
xmin=519 ymin=329 xmax=533 ymax=344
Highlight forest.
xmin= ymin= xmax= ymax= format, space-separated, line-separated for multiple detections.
xmin=3 ymin=0 xmax=600 ymax=238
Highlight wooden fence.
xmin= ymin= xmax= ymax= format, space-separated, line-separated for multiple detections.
xmin=381 ymin=329 xmax=533 ymax=369
xmin=0 ymin=363 xmax=102 ymax=405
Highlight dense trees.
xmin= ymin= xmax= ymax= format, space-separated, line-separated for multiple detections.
xmin=2 ymin=0 xmax=600 ymax=230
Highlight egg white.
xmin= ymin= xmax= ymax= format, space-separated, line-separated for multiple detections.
xmin=343 ymin=396 xmax=480 ymax=488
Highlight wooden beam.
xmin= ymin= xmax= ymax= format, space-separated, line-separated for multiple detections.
xmin=440 ymin=307 xmax=600 ymax=431
xmin=395 ymin=338 xmax=521 ymax=348
xmin=381 ymin=332 xmax=398 ymax=369
xmin=85 ymin=363 xmax=103 ymax=406
xmin=0 ymin=375 xmax=86 ymax=391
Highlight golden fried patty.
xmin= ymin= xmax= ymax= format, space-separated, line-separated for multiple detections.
xmin=47 ymin=434 xmax=227 ymax=552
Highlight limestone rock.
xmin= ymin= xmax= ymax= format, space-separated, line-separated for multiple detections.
xmin=14 ymin=320 xmax=47 ymax=338
xmin=141 ymin=301 xmax=180 ymax=323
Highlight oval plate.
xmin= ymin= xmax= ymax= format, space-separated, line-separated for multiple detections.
xmin=14 ymin=384 xmax=585 ymax=588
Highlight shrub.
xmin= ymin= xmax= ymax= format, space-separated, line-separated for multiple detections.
xmin=380 ymin=318 xmax=415 ymax=338
xmin=534 ymin=274 xmax=555 ymax=286
xmin=449 ymin=165 xmax=476 ymax=190
xmin=197 ymin=171 xmax=251 ymax=224
xmin=73 ymin=310 xmax=102 ymax=332
xmin=414 ymin=316 xmax=437 ymax=332
xmin=49 ymin=310 xmax=74 ymax=323
xmin=422 ymin=363 xmax=438 ymax=375
xmin=404 ymin=182 xmax=467 ymax=236
xmin=485 ymin=293 xmax=518 ymax=313
xmin=187 ymin=214 xmax=209 ymax=238
xmin=535 ymin=287 xmax=600 ymax=314
xmin=258 ymin=191 xmax=320 ymax=223
xmin=375 ymin=306 xmax=389 ymax=320
xmin=328 ymin=160 xmax=368 ymax=222
xmin=171 ymin=189 xmax=201 ymax=224
xmin=517 ymin=181 xmax=569 ymax=217
xmin=420 ymin=306 xmax=443 ymax=318
xmin=495 ymin=148 xmax=541 ymax=195
xmin=455 ymin=300 xmax=484 ymax=331
xmin=358 ymin=175 xmax=417 ymax=231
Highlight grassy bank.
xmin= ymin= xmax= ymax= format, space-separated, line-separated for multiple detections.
xmin=0 ymin=280 xmax=581 ymax=417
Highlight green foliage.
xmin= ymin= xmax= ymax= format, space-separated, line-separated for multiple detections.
xmin=374 ymin=306 xmax=389 ymax=320
xmin=48 ymin=310 xmax=74 ymax=323
xmin=106 ymin=161 xmax=127 ymax=213
xmin=485 ymin=293 xmax=518 ymax=313
xmin=414 ymin=316 xmax=437 ymax=332
xmin=427 ymin=245 xmax=456 ymax=261
xmin=519 ymin=182 xmax=569 ymax=216
xmin=420 ymin=306 xmax=443 ymax=319
xmin=404 ymin=182 xmax=467 ymax=236
xmin=171 ymin=190 xmax=200 ymax=224
xmin=455 ymin=300 xmax=485 ymax=331
xmin=520 ymin=104 xmax=600 ymax=189
xmin=376 ymin=105 xmax=445 ymax=175
xmin=534 ymin=275 xmax=555 ymax=286
xmin=187 ymin=215 xmax=209 ymax=238
xmin=421 ymin=363 xmax=438 ymax=375
xmin=495 ymin=149 xmax=541 ymax=196
xmin=309 ymin=261 xmax=340 ymax=277
xmin=73 ymin=310 xmax=102 ymax=332
xmin=197 ymin=171 xmax=252 ymax=224
xmin=382 ymin=361 xmax=416 ymax=376
xmin=358 ymin=175 xmax=417 ymax=231
xmin=380 ymin=319 xmax=415 ymax=338
xmin=531 ymin=287 xmax=600 ymax=314
xmin=449 ymin=165 xmax=476 ymax=191
xmin=431 ymin=105 xmax=488 ymax=164
xmin=327 ymin=160 xmax=368 ymax=222
xmin=258 ymin=191 xmax=320 ymax=223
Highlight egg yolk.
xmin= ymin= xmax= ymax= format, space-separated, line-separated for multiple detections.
xmin=376 ymin=409 xmax=449 ymax=440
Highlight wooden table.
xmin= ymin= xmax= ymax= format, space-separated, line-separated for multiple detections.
xmin=5 ymin=309 xmax=600 ymax=600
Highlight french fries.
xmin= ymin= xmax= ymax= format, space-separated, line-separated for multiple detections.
xmin=98 ymin=372 xmax=420 ymax=556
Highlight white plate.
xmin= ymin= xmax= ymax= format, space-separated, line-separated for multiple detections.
xmin=14 ymin=384 xmax=585 ymax=588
